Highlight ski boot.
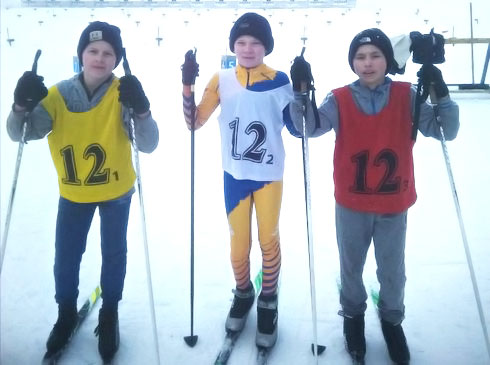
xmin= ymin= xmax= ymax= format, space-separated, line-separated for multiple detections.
xmin=256 ymin=293 xmax=278 ymax=348
xmin=45 ymin=304 xmax=79 ymax=357
xmin=225 ymin=282 xmax=255 ymax=332
xmin=381 ymin=318 xmax=410 ymax=365
xmin=95 ymin=307 xmax=120 ymax=363
xmin=340 ymin=312 xmax=366 ymax=364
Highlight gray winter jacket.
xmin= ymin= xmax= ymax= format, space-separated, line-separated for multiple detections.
xmin=289 ymin=77 xmax=459 ymax=141
xmin=7 ymin=73 xmax=159 ymax=153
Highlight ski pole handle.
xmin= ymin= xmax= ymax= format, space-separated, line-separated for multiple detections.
xmin=25 ymin=49 xmax=42 ymax=105
xmin=429 ymin=84 xmax=438 ymax=104
xmin=189 ymin=48 xmax=198 ymax=92
xmin=122 ymin=48 xmax=132 ymax=76
xmin=32 ymin=49 xmax=41 ymax=74
xmin=1 ymin=49 xmax=42 ymax=274
xmin=191 ymin=48 xmax=197 ymax=85
xmin=120 ymin=47 xmax=136 ymax=131
xmin=188 ymin=48 xmax=198 ymax=130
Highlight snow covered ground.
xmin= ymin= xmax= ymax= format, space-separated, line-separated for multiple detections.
xmin=1 ymin=1 xmax=490 ymax=364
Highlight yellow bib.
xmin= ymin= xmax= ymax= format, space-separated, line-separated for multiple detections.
xmin=44 ymin=79 xmax=136 ymax=203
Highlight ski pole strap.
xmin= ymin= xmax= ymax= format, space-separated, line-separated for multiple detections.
xmin=412 ymin=64 xmax=435 ymax=140
xmin=32 ymin=49 xmax=41 ymax=74
xmin=299 ymin=49 xmax=321 ymax=132
xmin=24 ymin=50 xmax=42 ymax=109
xmin=122 ymin=48 xmax=132 ymax=76
xmin=189 ymin=89 xmax=197 ymax=131
xmin=189 ymin=49 xmax=198 ymax=130
xmin=120 ymin=48 xmax=137 ymax=142
xmin=21 ymin=49 xmax=43 ymax=143
xmin=301 ymin=86 xmax=321 ymax=132
xmin=411 ymin=80 xmax=423 ymax=140
xmin=310 ymin=88 xmax=321 ymax=130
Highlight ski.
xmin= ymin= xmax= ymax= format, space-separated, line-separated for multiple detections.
xmin=256 ymin=346 xmax=271 ymax=365
xmin=214 ymin=330 xmax=243 ymax=365
xmin=42 ymin=286 xmax=102 ymax=365
xmin=351 ymin=358 xmax=365 ymax=365
xmin=348 ymin=352 xmax=365 ymax=365
xmin=369 ymin=285 xmax=380 ymax=318
xmin=345 ymin=339 xmax=366 ymax=365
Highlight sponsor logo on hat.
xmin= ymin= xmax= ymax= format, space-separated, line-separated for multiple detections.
xmin=359 ymin=36 xmax=372 ymax=44
xmin=89 ymin=30 xmax=103 ymax=42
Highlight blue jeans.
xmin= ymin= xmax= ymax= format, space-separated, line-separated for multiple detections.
xmin=54 ymin=194 xmax=132 ymax=309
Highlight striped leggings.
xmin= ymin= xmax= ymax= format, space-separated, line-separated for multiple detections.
xmin=225 ymin=178 xmax=282 ymax=296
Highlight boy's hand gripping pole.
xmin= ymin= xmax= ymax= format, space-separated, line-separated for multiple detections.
xmin=298 ymin=43 xmax=326 ymax=361
xmin=121 ymin=48 xmax=162 ymax=365
xmin=1 ymin=49 xmax=41 ymax=276
xmin=184 ymin=48 xmax=199 ymax=348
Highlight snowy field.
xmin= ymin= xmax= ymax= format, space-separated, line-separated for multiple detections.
xmin=1 ymin=0 xmax=490 ymax=364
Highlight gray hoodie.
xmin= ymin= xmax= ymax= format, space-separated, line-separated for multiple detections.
xmin=289 ymin=77 xmax=459 ymax=141
xmin=7 ymin=73 xmax=159 ymax=153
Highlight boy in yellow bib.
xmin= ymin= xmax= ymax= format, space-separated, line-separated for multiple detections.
xmin=7 ymin=21 xmax=158 ymax=363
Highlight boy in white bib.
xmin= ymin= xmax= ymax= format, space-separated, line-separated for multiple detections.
xmin=182 ymin=12 xmax=298 ymax=348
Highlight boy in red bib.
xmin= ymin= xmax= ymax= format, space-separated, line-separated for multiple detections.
xmin=290 ymin=28 xmax=459 ymax=364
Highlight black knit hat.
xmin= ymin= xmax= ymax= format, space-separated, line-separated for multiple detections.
xmin=229 ymin=13 xmax=274 ymax=56
xmin=77 ymin=21 xmax=123 ymax=69
xmin=348 ymin=28 xmax=395 ymax=75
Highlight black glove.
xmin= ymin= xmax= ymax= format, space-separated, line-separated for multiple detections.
xmin=118 ymin=75 xmax=150 ymax=115
xmin=181 ymin=50 xmax=199 ymax=86
xmin=290 ymin=56 xmax=314 ymax=92
xmin=417 ymin=64 xmax=449 ymax=99
xmin=14 ymin=71 xmax=48 ymax=111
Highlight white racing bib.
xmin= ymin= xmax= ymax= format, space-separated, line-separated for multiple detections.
xmin=218 ymin=68 xmax=292 ymax=181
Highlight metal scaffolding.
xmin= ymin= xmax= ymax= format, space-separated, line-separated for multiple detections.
xmin=19 ymin=0 xmax=355 ymax=9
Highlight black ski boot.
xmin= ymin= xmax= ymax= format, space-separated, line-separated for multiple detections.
xmin=225 ymin=282 xmax=255 ymax=332
xmin=45 ymin=304 xmax=79 ymax=356
xmin=341 ymin=312 xmax=366 ymax=364
xmin=256 ymin=293 xmax=278 ymax=348
xmin=381 ymin=319 xmax=410 ymax=365
xmin=95 ymin=307 xmax=119 ymax=363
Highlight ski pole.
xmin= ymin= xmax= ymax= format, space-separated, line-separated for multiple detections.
xmin=184 ymin=48 xmax=198 ymax=348
xmin=411 ymin=66 xmax=430 ymax=141
xmin=121 ymin=48 xmax=161 ymax=365
xmin=429 ymin=87 xmax=490 ymax=360
xmin=297 ymin=44 xmax=326 ymax=360
xmin=1 ymin=49 xmax=41 ymax=276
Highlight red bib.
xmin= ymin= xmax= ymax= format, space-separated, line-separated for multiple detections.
xmin=332 ymin=82 xmax=416 ymax=213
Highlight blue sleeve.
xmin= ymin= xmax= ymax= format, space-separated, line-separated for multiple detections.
xmin=283 ymin=105 xmax=302 ymax=138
